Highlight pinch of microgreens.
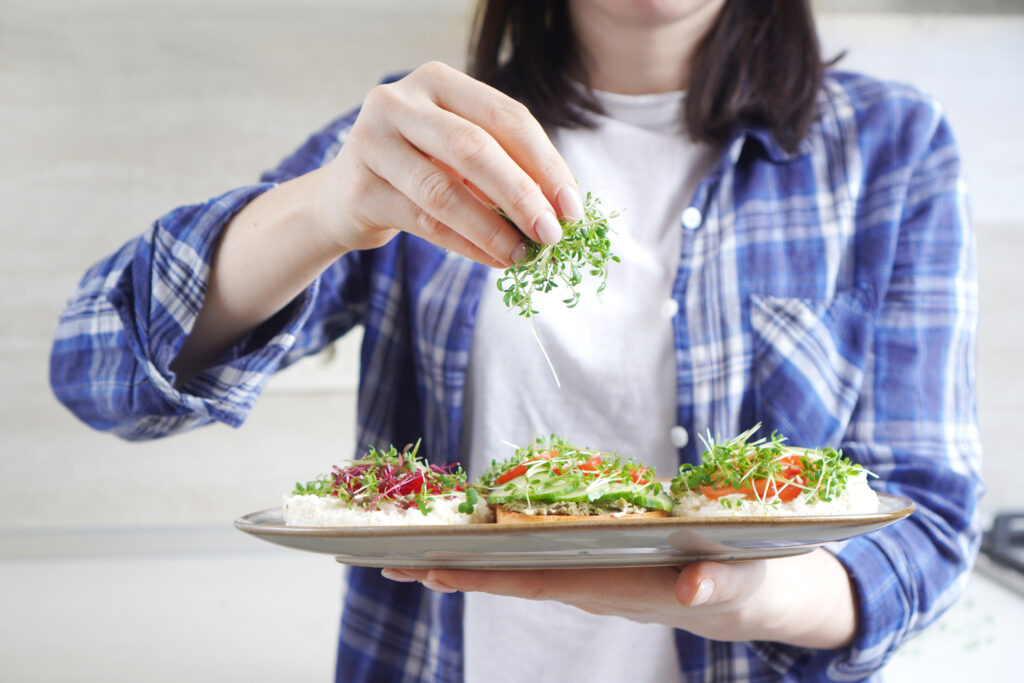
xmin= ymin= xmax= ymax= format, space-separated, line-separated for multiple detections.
xmin=496 ymin=193 xmax=620 ymax=320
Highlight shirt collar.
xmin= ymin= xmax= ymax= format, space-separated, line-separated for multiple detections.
xmin=734 ymin=122 xmax=815 ymax=164
xmin=731 ymin=83 xmax=830 ymax=164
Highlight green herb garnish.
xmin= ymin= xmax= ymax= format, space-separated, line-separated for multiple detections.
xmin=670 ymin=424 xmax=875 ymax=507
xmin=457 ymin=487 xmax=479 ymax=515
xmin=480 ymin=435 xmax=665 ymax=500
xmin=496 ymin=192 xmax=620 ymax=318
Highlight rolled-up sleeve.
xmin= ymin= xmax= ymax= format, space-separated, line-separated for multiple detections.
xmin=50 ymin=109 xmax=366 ymax=440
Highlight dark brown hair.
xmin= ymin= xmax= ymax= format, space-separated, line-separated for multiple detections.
xmin=469 ymin=0 xmax=827 ymax=153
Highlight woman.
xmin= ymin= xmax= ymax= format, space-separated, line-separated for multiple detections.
xmin=50 ymin=0 xmax=982 ymax=680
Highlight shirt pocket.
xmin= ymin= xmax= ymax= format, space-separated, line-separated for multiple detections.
xmin=749 ymin=287 xmax=875 ymax=447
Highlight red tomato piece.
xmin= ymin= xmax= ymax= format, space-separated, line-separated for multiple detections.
xmin=396 ymin=474 xmax=425 ymax=495
xmin=700 ymin=482 xmax=753 ymax=500
xmin=750 ymin=477 xmax=802 ymax=502
xmin=495 ymin=464 xmax=529 ymax=486
xmin=702 ymin=475 xmax=803 ymax=503
xmin=495 ymin=450 xmax=560 ymax=486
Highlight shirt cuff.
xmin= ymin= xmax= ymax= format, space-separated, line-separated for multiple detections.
xmin=108 ymin=182 xmax=321 ymax=429
xmin=747 ymin=535 xmax=909 ymax=681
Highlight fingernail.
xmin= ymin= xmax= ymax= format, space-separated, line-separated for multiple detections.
xmin=381 ymin=569 xmax=416 ymax=583
xmin=510 ymin=241 xmax=529 ymax=264
xmin=556 ymin=185 xmax=585 ymax=222
xmin=689 ymin=577 xmax=715 ymax=607
xmin=420 ymin=579 xmax=458 ymax=594
xmin=534 ymin=211 xmax=562 ymax=245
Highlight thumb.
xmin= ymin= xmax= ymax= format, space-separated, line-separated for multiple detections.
xmin=675 ymin=560 xmax=767 ymax=608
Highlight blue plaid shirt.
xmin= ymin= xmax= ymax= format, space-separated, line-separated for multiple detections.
xmin=51 ymin=71 xmax=982 ymax=682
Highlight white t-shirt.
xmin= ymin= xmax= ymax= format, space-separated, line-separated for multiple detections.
xmin=462 ymin=88 xmax=716 ymax=683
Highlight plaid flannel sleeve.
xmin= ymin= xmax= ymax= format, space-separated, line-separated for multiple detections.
xmin=49 ymin=109 xmax=365 ymax=440
xmin=751 ymin=96 xmax=983 ymax=679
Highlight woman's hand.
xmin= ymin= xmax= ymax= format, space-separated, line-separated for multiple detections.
xmin=381 ymin=549 xmax=857 ymax=649
xmin=172 ymin=62 xmax=582 ymax=378
xmin=313 ymin=61 xmax=585 ymax=267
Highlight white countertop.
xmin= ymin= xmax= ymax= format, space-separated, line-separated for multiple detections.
xmin=1 ymin=525 xmax=1021 ymax=682
xmin=886 ymin=562 xmax=1023 ymax=681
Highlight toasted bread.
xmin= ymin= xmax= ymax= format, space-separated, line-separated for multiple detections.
xmin=495 ymin=505 xmax=669 ymax=524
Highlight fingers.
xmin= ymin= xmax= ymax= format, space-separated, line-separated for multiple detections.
xmin=381 ymin=568 xmax=561 ymax=598
xmin=408 ymin=63 xmax=584 ymax=223
xmin=379 ymin=568 xmax=458 ymax=594
xmin=394 ymin=99 xmax=567 ymax=244
xmin=385 ymin=567 xmax=680 ymax=607
xmin=358 ymin=131 xmax=524 ymax=266
xmin=354 ymin=164 xmax=508 ymax=267
xmin=332 ymin=61 xmax=582 ymax=260
xmin=674 ymin=560 xmax=767 ymax=608
xmin=382 ymin=63 xmax=583 ymax=241
xmin=383 ymin=562 xmax=767 ymax=611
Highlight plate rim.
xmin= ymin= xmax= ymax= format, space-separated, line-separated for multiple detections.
xmin=234 ymin=492 xmax=915 ymax=538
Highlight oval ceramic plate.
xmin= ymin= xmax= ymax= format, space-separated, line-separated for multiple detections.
xmin=234 ymin=493 xmax=914 ymax=569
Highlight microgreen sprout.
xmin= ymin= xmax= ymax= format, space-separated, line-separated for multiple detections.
xmin=493 ymin=193 xmax=620 ymax=388
xmin=457 ymin=487 xmax=479 ymax=515
xmin=481 ymin=435 xmax=664 ymax=497
xmin=292 ymin=439 xmax=473 ymax=514
xmin=670 ymin=424 xmax=876 ymax=508
xmin=496 ymin=192 xmax=620 ymax=318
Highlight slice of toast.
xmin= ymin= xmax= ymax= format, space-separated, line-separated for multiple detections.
xmin=495 ymin=505 xmax=669 ymax=524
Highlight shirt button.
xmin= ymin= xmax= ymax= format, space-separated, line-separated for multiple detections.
xmin=669 ymin=425 xmax=689 ymax=449
xmin=681 ymin=207 xmax=702 ymax=230
xmin=660 ymin=299 xmax=679 ymax=318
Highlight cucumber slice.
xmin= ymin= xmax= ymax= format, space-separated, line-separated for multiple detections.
xmin=484 ymin=486 xmax=514 ymax=505
xmin=485 ymin=472 xmax=575 ymax=505
xmin=556 ymin=479 xmax=673 ymax=512
xmin=487 ymin=469 xmax=674 ymax=512
xmin=529 ymin=475 xmax=577 ymax=502
xmin=542 ymin=484 xmax=590 ymax=503
xmin=631 ymin=489 xmax=675 ymax=512
xmin=584 ymin=481 xmax=635 ymax=504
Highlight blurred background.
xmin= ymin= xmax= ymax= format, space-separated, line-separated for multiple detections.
xmin=1 ymin=0 xmax=1021 ymax=680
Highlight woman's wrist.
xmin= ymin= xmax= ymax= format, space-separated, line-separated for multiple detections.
xmin=759 ymin=549 xmax=857 ymax=649
xmin=171 ymin=169 xmax=351 ymax=380
xmin=304 ymin=165 xmax=357 ymax=260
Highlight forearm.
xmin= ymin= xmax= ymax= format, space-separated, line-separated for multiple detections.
xmin=171 ymin=167 xmax=344 ymax=380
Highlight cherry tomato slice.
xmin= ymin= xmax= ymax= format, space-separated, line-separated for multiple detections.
xmin=494 ymin=464 xmax=529 ymax=487
xmin=701 ymin=482 xmax=753 ymax=500
xmin=751 ymin=477 xmax=802 ymax=502
xmin=494 ymin=449 xmax=562 ymax=486
xmin=702 ymin=476 xmax=803 ymax=503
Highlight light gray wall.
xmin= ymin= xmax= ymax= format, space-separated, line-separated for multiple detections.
xmin=0 ymin=0 xmax=472 ymax=529
xmin=2 ymin=2 xmax=1021 ymax=529
xmin=818 ymin=0 xmax=1024 ymax=12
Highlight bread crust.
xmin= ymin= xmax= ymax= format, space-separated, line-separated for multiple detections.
xmin=495 ymin=505 xmax=669 ymax=524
